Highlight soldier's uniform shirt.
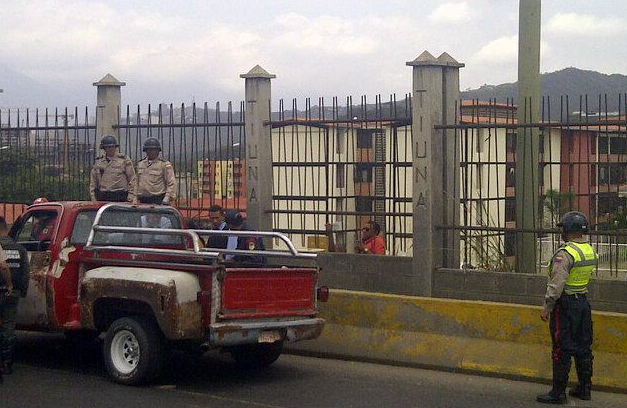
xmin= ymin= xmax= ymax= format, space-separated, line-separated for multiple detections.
xmin=137 ymin=157 xmax=177 ymax=204
xmin=89 ymin=154 xmax=137 ymax=201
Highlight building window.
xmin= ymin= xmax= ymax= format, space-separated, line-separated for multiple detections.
xmin=356 ymin=196 xmax=373 ymax=212
xmin=610 ymin=136 xmax=627 ymax=155
xmin=504 ymin=232 xmax=516 ymax=257
xmin=505 ymin=198 xmax=516 ymax=222
xmin=336 ymin=129 xmax=346 ymax=154
xmin=356 ymin=129 xmax=373 ymax=148
xmin=598 ymin=135 xmax=609 ymax=155
xmin=354 ymin=163 xmax=373 ymax=183
xmin=336 ymin=164 xmax=346 ymax=188
xmin=506 ymin=131 xmax=517 ymax=153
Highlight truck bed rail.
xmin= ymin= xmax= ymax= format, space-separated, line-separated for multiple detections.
xmin=84 ymin=203 xmax=318 ymax=260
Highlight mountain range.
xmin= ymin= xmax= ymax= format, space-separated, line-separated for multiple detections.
xmin=2 ymin=65 xmax=627 ymax=114
xmin=462 ymin=68 xmax=627 ymax=113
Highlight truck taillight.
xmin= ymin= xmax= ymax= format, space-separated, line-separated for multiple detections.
xmin=317 ymin=286 xmax=329 ymax=302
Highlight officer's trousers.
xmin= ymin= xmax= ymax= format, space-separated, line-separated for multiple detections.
xmin=549 ymin=294 xmax=593 ymax=385
xmin=95 ymin=190 xmax=129 ymax=202
xmin=0 ymin=293 xmax=19 ymax=369
xmin=138 ymin=194 xmax=166 ymax=205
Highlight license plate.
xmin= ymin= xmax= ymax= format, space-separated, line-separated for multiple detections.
xmin=258 ymin=330 xmax=282 ymax=343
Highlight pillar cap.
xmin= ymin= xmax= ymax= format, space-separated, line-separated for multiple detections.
xmin=240 ymin=65 xmax=276 ymax=79
xmin=93 ymin=73 xmax=126 ymax=87
xmin=407 ymin=51 xmax=464 ymax=68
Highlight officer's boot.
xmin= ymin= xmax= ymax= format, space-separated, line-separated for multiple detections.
xmin=537 ymin=363 xmax=569 ymax=404
xmin=569 ymin=357 xmax=592 ymax=401
xmin=0 ymin=343 xmax=13 ymax=374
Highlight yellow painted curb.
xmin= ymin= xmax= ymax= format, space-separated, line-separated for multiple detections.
xmin=289 ymin=290 xmax=627 ymax=392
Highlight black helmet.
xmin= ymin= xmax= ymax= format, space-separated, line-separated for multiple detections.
xmin=225 ymin=210 xmax=244 ymax=227
xmin=557 ymin=211 xmax=589 ymax=233
xmin=143 ymin=137 xmax=162 ymax=152
xmin=100 ymin=135 xmax=119 ymax=149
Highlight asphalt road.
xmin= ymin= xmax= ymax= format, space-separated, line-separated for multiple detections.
xmin=1 ymin=332 xmax=626 ymax=408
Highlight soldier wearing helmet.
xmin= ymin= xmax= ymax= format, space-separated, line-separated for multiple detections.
xmin=135 ymin=137 xmax=176 ymax=205
xmin=537 ymin=211 xmax=598 ymax=404
xmin=89 ymin=135 xmax=137 ymax=202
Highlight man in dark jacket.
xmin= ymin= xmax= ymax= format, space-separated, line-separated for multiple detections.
xmin=0 ymin=216 xmax=30 ymax=375
xmin=225 ymin=211 xmax=266 ymax=265
xmin=206 ymin=205 xmax=229 ymax=250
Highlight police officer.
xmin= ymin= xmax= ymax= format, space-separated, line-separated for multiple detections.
xmin=135 ymin=137 xmax=176 ymax=205
xmin=90 ymin=135 xmax=137 ymax=202
xmin=0 ymin=245 xmax=7 ymax=384
xmin=0 ymin=216 xmax=29 ymax=376
xmin=537 ymin=211 xmax=598 ymax=404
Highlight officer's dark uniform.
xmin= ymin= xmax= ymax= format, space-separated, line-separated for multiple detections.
xmin=537 ymin=211 xmax=597 ymax=404
xmin=0 ymin=235 xmax=29 ymax=375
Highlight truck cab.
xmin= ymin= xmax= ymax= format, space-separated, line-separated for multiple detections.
xmin=10 ymin=201 xmax=326 ymax=385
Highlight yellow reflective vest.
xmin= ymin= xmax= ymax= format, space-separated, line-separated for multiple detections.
xmin=549 ymin=241 xmax=598 ymax=293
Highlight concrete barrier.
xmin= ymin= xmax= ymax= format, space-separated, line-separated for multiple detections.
xmin=288 ymin=289 xmax=627 ymax=392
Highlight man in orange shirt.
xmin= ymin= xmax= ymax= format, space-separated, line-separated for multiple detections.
xmin=355 ymin=221 xmax=385 ymax=255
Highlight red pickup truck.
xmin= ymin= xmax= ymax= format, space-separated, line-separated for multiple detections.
xmin=10 ymin=201 xmax=327 ymax=385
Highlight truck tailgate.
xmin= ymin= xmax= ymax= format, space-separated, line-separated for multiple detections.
xmin=218 ymin=268 xmax=317 ymax=319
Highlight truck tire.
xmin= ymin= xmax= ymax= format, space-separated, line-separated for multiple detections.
xmin=103 ymin=316 xmax=165 ymax=385
xmin=230 ymin=341 xmax=283 ymax=369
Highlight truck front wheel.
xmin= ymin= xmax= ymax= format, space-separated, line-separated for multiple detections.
xmin=103 ymin=317 xmax=165 ymax=385
xmin=229 ymin=341 xmax=283 ymax=369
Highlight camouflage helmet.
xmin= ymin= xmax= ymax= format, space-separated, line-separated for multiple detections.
xmin=557 ymin=211 xmax=589 ymax=233
xmin=99 ymin=135 xmax=119 ymax=149
xmin=142 ymin=137 xmax=162 ymax=152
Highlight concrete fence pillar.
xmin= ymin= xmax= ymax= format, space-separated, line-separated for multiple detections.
xmin=93 ymin=74 xmax=125 ymax=142
xmin=516 ymin=0 xmax=541 ymax=273
xmin=407 ymin=51 xmax=463 ymax=296
xmin=241 ymin=65 xmax=275 ymax=242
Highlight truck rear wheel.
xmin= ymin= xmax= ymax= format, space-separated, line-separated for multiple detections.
xmin=230 ymin=341 xmax=283 ymax=369
xmin=103 ymin=317 xmax=164 ymax=385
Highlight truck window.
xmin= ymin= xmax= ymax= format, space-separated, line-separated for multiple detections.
xmin=70 ymin=210 xmax=98 ymax=246
xmin=15 ymin=210 xmax=59 ymax=246
xmin=89 ymin=208 xmax=183 ymax=247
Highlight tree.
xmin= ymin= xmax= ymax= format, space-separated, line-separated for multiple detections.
xmin=0 ymin=146 xmax=90 ymax=203
xmin=543 ymin=189 xmax=577 ymax=226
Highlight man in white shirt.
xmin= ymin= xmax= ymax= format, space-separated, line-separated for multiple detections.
xmin=140 ymin=214 xmax=173 ymax=244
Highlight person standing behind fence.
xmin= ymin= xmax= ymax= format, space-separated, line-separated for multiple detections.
xmin=135 ymin=137 xmax=177 ymax=205
xmin=536 ymin=211 xmax=598 ymax=404
xmin=90 ymin=135 xmax=137 ymax=202
xmin=354 ymin=221 xmax=385 ymax=255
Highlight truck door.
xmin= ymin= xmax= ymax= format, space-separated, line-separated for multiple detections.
xmin=10 ymin=208 xmax=60 ymax=329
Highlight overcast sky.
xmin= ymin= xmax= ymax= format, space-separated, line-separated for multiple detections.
xmin=1 ymin=0 xmax=626 ymax=107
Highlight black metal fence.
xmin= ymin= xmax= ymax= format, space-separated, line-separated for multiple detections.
xmin=268 ymin=95 xmax=413 ymax=255
xmin=436 ymin=94 xmax=627 ymax=278
xmin=114 ymin=102 xmax=246 ymax=221
xmin=0 ymin=107 xmax=96 ymax=206
xmin=3 ymin=91 xmax=627 ymax=275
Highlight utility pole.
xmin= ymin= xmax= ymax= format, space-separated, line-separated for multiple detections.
xmin=516 ymin=0 xmax=541 ymax=273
